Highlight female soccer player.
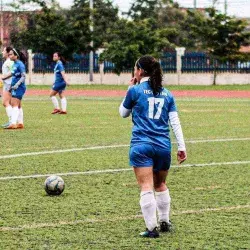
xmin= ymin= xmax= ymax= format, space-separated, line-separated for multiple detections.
xmin=2 ymin=48 xmax=26 ymax=129
xmin=1 ymin=47 xmax=14 ymax=127
xmin=119 ymin=55 xmax=187 ymax=238
xmin=50 ymin=52 xmax=69 ymax=114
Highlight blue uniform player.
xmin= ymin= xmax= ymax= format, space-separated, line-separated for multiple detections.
xmin=1 ymin=48 xmax=26 ymax=129
xmin=119 ymin=55 xmax=187 ymax=238
xmin=50 ymin=52 xmax=69 ymax=114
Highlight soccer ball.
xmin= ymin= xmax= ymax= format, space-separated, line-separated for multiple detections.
xmin=44 ymin=175 xmax=65 ymax=195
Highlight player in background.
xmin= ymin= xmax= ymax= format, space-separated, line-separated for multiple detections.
xmin=1 ymin=47 xmax=14 ymax=127
xmin=50 ymin=52 xmax=69 ymax=114
xmin=1 ymin=48 xmax=26 ymax=129
xmin=119 ymin=55 xmax=187 ymax=238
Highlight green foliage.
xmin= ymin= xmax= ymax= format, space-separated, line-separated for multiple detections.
xmin=10 ymin=3 xmax=75 ymax=58
xmin=100 ymin=18 xmax=172 ymax=75
xmin=189 ymin=8 xmax=250 ymax=61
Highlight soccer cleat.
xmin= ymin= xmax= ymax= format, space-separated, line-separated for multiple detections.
xmin=17 ymin=123 xmax=24 ymax=129
xmin=59 ymin=111 xmax=67 ymax=114
xmin=4 ymin=124 xmax=17 ymax=129
xmin=139 ymin=227 xmax=159 ymax=238
xmin=1 ymin=122 xmax=10 ymax=128
xmin=159 ymin=221 xmax=173 ymax=233
xmin=51 ymin=109 xmax=61 ymax=114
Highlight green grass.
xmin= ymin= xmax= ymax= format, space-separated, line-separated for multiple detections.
xmin=0 ymin=89 xmax=249 ymax=249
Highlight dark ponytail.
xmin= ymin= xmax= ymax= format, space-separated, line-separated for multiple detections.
xmin=54 ymin=52 xmax=66 ymax=65
xmin=12 ymin=48 xmax=27 ymax=64
xmin=136 ymin=55 xmax=163 ymax=95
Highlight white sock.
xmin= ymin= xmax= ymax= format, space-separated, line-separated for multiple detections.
xmin=51 ymin=96 xmax=59 ymax=109
xmin=17 ymin=108 xmax=24 ymax=124
xmin=155 ymin=189 xmax=171 ymax=223
xmin=5 ymin=105 xmax=12 ymax=123
xmin=140 ymin=191 xmax=157 ymax=231
xmin=11 ymin=107 xmax=19 ymax=125
xmin=61 ymin=97 xmax=67 ymax=112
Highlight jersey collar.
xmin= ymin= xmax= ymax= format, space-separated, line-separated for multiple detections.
xmin=140 ymin=77 xmax=150 ymax=83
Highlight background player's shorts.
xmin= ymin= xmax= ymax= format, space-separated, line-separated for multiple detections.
xmin=52 ymin=82 xmax=66 ymax=93
xmin=129 ymin=143 xmax=171 ymax=172
xmin=11 ymin=86 xmax=26 ymax=100
xmin=3 ymin=83 xmax=11 ymax=92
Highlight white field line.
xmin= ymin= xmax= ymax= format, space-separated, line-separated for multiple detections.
xmin=0 ymin=204 xmax=249 ymax=232
xmin=0 ymin=160 xmax=250 ymax=181
xmin=1 ymin=137 xmax=250 ymax=160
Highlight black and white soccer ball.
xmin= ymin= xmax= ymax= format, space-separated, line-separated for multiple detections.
xmin=44 ymin=175 xmax=65 ymax=195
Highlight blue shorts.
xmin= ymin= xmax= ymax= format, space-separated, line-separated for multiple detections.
xmin=11 ymin=86 xmax=26 ymax=100
xmin=52 ymin=82 xmax=66 ymax=93
xmin=129 ymin=143 xmax=171 ymax=172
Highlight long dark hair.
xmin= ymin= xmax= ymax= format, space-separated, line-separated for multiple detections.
xmin=12 ymin=48 xmax=27 ymax=64
xmin=6 ymin=46 xmax=13 ymax=53
xmin=54 ymin=52 xmax=66 ymax=65
xmin=136 ymin=55 xmax=163 ymax=95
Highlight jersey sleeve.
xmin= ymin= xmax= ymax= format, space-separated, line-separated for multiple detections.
xmin=19 ymin=62 xmax=26 ymax=74
xmin=58 ymin=62 xmax=65 ymax=72
xmin=168 ymin=93 xmax=178 ymax=113
xmin=123 ymin=87 xmax=137 ymax=110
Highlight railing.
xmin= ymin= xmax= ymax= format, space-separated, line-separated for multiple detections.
xmin=182 ymin=52 xmax=250 ymax=73
xmin=0 ymin=52 xmax=249 ymax=73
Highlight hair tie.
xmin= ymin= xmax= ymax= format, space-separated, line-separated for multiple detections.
xmin=12 ymin=48 xmax=20 ymax=58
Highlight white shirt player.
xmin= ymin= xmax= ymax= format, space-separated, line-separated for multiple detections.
xmin=2 ymin=58 xmax=13 ymax=87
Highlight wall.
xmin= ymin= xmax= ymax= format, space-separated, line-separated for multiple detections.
xmin=28 ymin=72 xmax=250 ymax=85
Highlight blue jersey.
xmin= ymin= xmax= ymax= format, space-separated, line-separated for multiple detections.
xmin=11 ymin=60 xmax=26 ymax=87
xmin=54 ymin=61 xmax=65 ymax=84
xmin=123 ymin=80 xmax=177 ymax=151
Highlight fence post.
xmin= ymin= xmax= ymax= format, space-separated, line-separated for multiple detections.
xmin=175 ymin=47 xmax=185 ymax=85
xmin=27 ymin=49 xmax=33 ymax=85
xmin=96 ymin=48 xmax=105 ymax=84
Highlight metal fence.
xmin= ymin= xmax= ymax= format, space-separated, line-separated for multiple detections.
xmin=182 ymin=52 xmax=250 ymax=73
xmin=0 ymin=52 xmax=249 ymax=73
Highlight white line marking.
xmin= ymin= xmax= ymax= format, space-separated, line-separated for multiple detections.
xmin=0 ymin=137 xmax=250 ymax=160
xmin=0 ymin=160 xmax=249 ymax=181
xmin=0 ymin=144 xmax=129 ymax=160
xmin=0 ymin=205 xmax=249 ymax=232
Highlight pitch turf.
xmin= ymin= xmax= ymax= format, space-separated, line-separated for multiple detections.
xmin=0 ymin=89 xmax=249 ymax=249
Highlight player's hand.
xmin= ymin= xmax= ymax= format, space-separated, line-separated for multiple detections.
xmin=177 ymin=151 xmax=187 ymax=164
xmin=129 ymin=77 xmax=137 ymax=86
xmin=11 ymin=84 xmax=19 ymax=90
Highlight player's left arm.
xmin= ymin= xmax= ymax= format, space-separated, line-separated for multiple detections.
xmin=59 ymin=63 xmax=69 ymax=86
xmin=12 ymin=64 xmax=26 ymax=90
xmin=61 ymin=71 xmax=69 ymax=86
xmin=168 ymin=95 xmax=187 ymax=164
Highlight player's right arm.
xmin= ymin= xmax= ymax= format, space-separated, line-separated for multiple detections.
xmin=119 ymin=78 xmax=137 ymax=118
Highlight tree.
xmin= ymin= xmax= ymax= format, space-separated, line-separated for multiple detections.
xmin=100 ymin=18 xmax=173 ymax=75
xmin=188 ymin=8 xmax=250 ymax=84
xmin=68 ymin=0 xmax=119 ymax=52
xmin=189 ymin=8 xmax=250 ymax=61
xmin=10 ymin=0 xmax=75 ymax=58
xmin=127 ymin=0 xmax=173 ymax=21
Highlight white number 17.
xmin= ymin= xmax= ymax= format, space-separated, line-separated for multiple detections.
xmin=148 ymin=97 xmax=164 ymax=119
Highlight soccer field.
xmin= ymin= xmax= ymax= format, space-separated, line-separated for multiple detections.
xmin=0 ymin=90 xmax=249 ymax=249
